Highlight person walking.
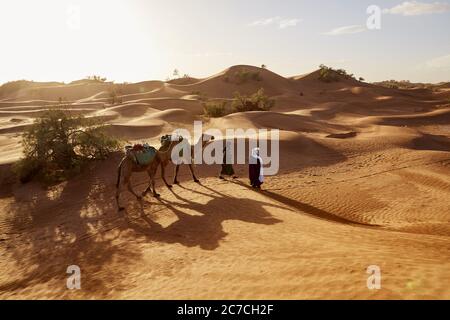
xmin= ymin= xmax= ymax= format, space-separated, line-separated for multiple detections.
xmin=249 ymin=147 xmax=264 ymax=189
xmin=219 ymin=141 xmax=238 ymax=180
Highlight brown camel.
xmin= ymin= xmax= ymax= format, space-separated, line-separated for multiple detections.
xmin=173 ymin=133 xmax=214 ymax=185
xmin=115 ymin=134 xmax=183 ymax=211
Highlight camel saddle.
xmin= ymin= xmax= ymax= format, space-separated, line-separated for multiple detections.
xmin=125 ymin=143 xmax=157 ymax=166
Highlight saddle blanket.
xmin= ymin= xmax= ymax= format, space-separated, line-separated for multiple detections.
xmin=125 ymin=143 xmax=157 ymax=166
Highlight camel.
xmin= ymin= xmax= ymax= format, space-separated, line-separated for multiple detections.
xmin=115 ymin=134 xmax=183 ymax=211
xmin=173 ymin=134 xmax=215 ymax=185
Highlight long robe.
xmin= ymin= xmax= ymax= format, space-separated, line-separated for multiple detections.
xmin=220 ymin=147 xmax=235 ymax=176
xmin=249 ymin=157 xmax=263 ymax=187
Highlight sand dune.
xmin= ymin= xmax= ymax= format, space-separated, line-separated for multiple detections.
xmin=169 ymin=65 xmax=296 ymax=98
xmin=102 ymin=103 xmax=160 ymax=118
xmin=0 ymin=65 xmax=449 ymax=299
xmin=104 ymin=122 xmax=165 ymax=141
xmin=144 ymin=108 xmax=197 ymax=124
xmin=210 ymin=111 xmax=347 ymax=135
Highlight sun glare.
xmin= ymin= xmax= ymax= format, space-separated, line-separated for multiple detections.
xmin=0 ymin=0 xmax=167 ymax=84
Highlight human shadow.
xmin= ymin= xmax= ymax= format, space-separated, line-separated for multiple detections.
xmin=410 ymin=133 xmax=450 ymax=152
xmin=231 ymin=180 xmax=381 ymax=227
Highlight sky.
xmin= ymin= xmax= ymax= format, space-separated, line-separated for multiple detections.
xmin=0 ymin=0 xmax=449 ymax=84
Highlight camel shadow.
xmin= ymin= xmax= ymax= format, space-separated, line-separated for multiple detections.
xmin=126 ymin=183 xmax=284 ymax=251
xmin=175 ymin=181 xmax=225 ymax=198
xmin=0 ymin=154 xmax=142 ymax=297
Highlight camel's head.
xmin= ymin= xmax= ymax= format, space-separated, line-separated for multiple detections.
xmin=201 ymin=134 xmax=215 ymax=147
xmin=203 ymin=134 xmax=215 ymax=142
xmin=160 ymin=134 xmax=184 ymax=147
xmin=175 ymin=135 xmax=184 ymax=142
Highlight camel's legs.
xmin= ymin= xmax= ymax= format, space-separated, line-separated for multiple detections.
xmin=143 ymin=163 xmax=155 ymax=196
xmin=142 ymin=173 xmax=153 ymax=196
xmin=116 ymin=180 xmax=124 ymax=211
xmin=122 ymin=170 xmax=141 ymax=200
xmin=116 ymin=163 xmax=126 ymax=211
xmin=117 ymin=170 xmax=140 ymax=210
xmin=173 ymin=165 xmax=180 ymax=184
xmin=160 ymin=161 xmax=172 ymax=189
xmin=150 ymin=171 xmax=160 ymax=197
xmin=143 ymin=168 xmax=160 ymax=198
xmin=188 ymin=164 xmax=200 ymax=183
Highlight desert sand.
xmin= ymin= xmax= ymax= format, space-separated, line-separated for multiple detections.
xmin=0 ymin=65 xmax=449 ymax=299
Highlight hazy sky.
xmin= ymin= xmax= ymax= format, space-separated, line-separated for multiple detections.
xmin=1 ymin=0 xmax=449 ymax=84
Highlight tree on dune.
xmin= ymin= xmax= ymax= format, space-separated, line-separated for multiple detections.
xmin=14 ymin=109 xmax=120 ymax=183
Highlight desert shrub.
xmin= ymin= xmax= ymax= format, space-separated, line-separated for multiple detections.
xmin=318 ymin=64 xmax=356 ymax=83
xmin=14 ymin=109 xmax=120 ymax=183
xmin=373 ymin=80 xmax=428 ymax=90
xmin=318 ymin=65 xmax=339 ymax=82
xmin=108 ymin=88 xmax=123 ymax=105
xmin=234 ymin=69 xmax=262 ymax=84
xmin=109 ymin=90 xmax=117 ymax=105
xmin=87 ymin=75 xmax=107 ymax=82
xmin=252 ymin=72 xmax=262 ymax=81
xmin=69 ymin=76 xmax=107 ymax=85
xmin=191 ymin=91 xmax=208 ymax=101
xmin=203 ymin=101 xmax=229 ymax=118
xmin=232 ymin=88 xmax=275 ymax=113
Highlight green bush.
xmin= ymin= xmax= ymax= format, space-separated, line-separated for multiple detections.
xmin=14 ymin=109 xmax=120 ymax=183
xmin=318 ymin=65 xmax=338 ymax=82
xmin=108 ymin=88 xmax=123 ymax=105
xmin=373 ymin=80 xmax=420 ymax=89
xmin=88 ymin=75 xmax=107 ymax=82
xmin=233 ymin=69 xmax=262 ymax=84
xmin=191 ymin=91 xmax=208 ymax=101
xmin=203 ymin=101 xmax=229 ymax=118
xmin=318 ymin=64 xmax=356 ymax=83
xmin=232 ymin=88 xmax=275 ymax=113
